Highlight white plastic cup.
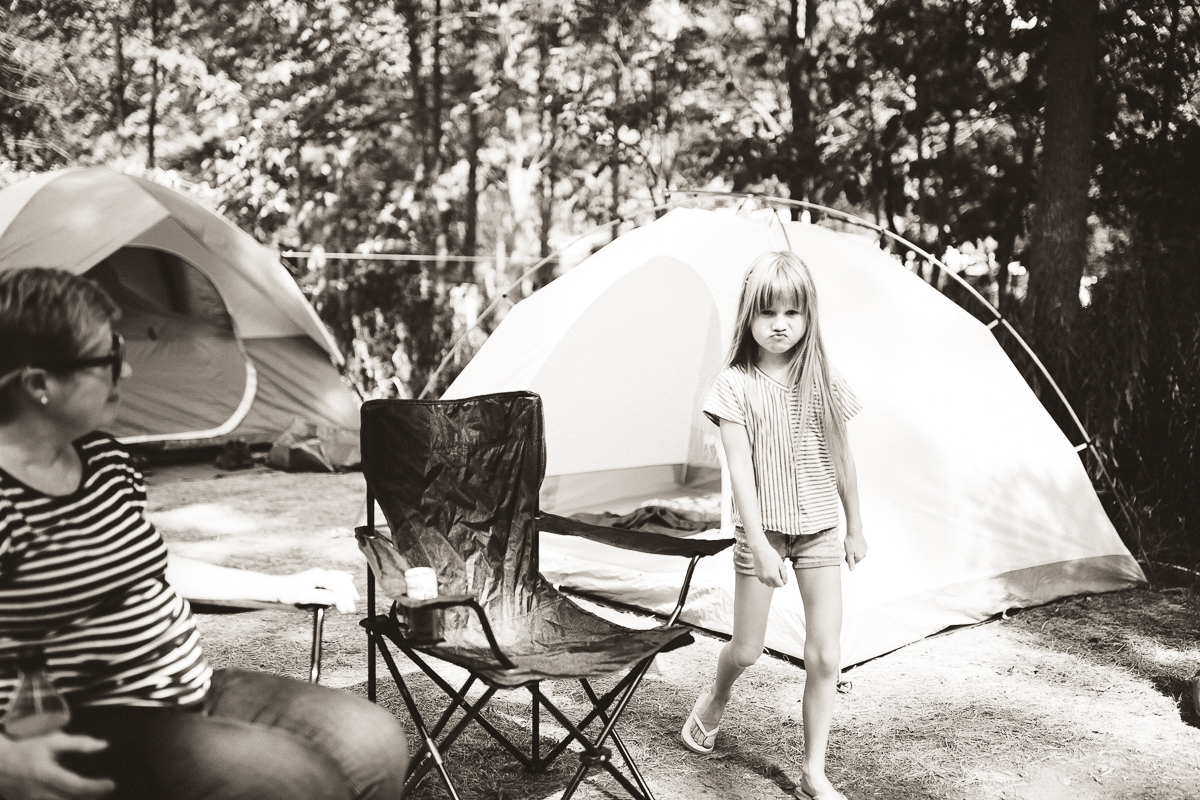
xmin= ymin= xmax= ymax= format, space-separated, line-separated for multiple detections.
xmin=402 ymin=567 xmax=442 ymax=642
xmin=404 ymin=567 xmax=438 ymax=600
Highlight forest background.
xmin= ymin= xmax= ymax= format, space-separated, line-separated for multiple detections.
xmin=2 ymin=0 xmax=1198 ymax=575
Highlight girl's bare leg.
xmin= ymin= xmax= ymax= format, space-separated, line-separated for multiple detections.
xmin=696 ymin=572 xmax=775 ymax=729
xmin=794 ymin=564 xmax=843 ymax=796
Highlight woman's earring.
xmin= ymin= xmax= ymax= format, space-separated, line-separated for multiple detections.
xmin=39 ymin=395 xmax=49 ymax=406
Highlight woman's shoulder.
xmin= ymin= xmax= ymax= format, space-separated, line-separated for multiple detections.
xmin=76 ymin=432 xmax=137 ymax=472
xmin=77 ymin=430 xmax=127 ymax=456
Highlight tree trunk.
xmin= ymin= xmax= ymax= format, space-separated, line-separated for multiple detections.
xmin=1025 ymin=0 xmax=1099 ymax=379
xmin=785 ymin=0 xmax=819 ymax=210
xmin=462 ymin=0 xmax=481 ymax=268
xmin=146 ymin=0 xmax=159 ymax=169
xmin=938 ymin=111 xmax=957 ymax=256
xmin=537 ymin=32 xmax=555 ymax=287
xmin=465 ymin=105 xmax=479 ymax=259
xmin=112 ymin=4 xmax=126 ymax=130
xmin=609 ymin=62 xmax=622 ymax=241
xmin=429 ymin=0 xmax=444 ymax=179
xmin=398 ymin=0 xmax=427 ymax=180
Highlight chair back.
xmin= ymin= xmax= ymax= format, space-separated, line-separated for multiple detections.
xmin=359 ymin=393 xmax=547 ymax=625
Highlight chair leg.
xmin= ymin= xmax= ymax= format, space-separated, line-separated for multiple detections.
xmin=366 ymin=571 xmax=377 ymax=703
xmin=581 ymin=678 xmax=653 ymax=799
xmin=372 ymin=632 xmax=542 ymax=795
xmin=374 ymin=635 xmax=464 ymax=800
xmin=393 ymin=645 xmax=535 ymax=769
xmin=536 ymin=688 xmax=653 ymax=800
xmin=531 ymin=682 xmax=541 ymax=769
xmin=308 ymin=606 xmax=325 ymax=684
xmin=553 ymin=655 xmax=660 ymax=800
xmin=539 ymin=666 xmax=643 ymax=766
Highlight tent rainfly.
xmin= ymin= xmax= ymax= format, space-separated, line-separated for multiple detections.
xmin=0 ymin=167 xmax=359 ymax=447
xmin=444 ymin=206 xmax=1147 ymax=667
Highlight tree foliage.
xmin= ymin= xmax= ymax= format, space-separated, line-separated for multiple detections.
xmin=3 ymin=0 xmax=1200 ymax=565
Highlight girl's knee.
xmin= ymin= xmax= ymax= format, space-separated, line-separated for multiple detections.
xmin=728 ymin=641 xmax=763 ymax=670
xmin=804 ymin=644 xmax=840 ymax=679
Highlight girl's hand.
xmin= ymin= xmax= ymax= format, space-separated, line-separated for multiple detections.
xmin=844 ymin=530 xmax=868 ymax=571
xmin=0 ymin=732 xmax=115 ymax=800
xmin=274 ymin=568 xmax=360 ymax=613
xmin=751 ymin=543 xmax=789 ymax=588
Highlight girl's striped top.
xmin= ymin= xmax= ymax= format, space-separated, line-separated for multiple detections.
xmin=704 ymin=364 xmax=861 ymax=536
xmin=0 ymin=433 xmax=211 ymax=717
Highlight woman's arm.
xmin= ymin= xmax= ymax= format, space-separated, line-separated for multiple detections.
xmin=839 ymin=446 xmax=867 ymax=570
xmin=165 ymin=554 xmax=359 ymax=613
xmin=720 ymin=420 xmax=788 ymax=588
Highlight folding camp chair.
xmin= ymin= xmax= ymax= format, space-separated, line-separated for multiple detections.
xmin=355 ymin=392 xmax=733 ymax=800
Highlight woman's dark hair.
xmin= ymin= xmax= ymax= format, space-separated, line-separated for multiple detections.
xmin=0 ymin=268 xmax=120 ymax=418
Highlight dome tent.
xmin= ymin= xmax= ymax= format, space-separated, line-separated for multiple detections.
xmin=444 ymin=205 xmax=1146 ymax=667
xmin=0 ymin=167 xmax=359 ymax=447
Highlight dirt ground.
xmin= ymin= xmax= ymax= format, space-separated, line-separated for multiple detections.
xmin=145 ymin=463 xmax=1200 ymax=800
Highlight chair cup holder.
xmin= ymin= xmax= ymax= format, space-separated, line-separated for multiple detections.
xmin=396 ymin=604 xmax=444 ymax=645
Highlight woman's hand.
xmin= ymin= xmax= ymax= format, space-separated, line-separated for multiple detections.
xmin=0 ymin=732 xmax=115 ymax=800
xmin=750 ymin=542 xmax=789 ymax=588
xmin=273 ymin=568 xmax=359 ymax=613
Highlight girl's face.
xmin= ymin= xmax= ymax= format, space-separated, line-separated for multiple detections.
xmin=750 ymin=301 xmax=807 ymax=358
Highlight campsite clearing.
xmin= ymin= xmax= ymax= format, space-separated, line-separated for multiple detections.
xmin=149 ymin=464 xmax=1200 ymax=800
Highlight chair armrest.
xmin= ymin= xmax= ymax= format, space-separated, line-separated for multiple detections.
xmin=392 ymin=594 xmax=475 ymax=610
xmin=538 ymin=512 xmax=733 ymax=558
xmin=189 ymin=598 xmax=329 ymax=613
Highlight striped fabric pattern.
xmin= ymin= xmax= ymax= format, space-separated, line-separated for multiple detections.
xmin=703 ymin=364 xmax=861 ymax=536
xmin=0 ymin=434 xmax=211 ymax=716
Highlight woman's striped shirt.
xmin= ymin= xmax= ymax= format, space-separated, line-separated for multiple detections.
xmin=0 ymin=433 xmax=211 ymax=717
xmin=703 ymin=364 xmax=861 ymax=536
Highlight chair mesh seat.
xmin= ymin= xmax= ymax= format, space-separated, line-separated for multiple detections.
xmin=426 ymin=627 xmax=692 ymax=687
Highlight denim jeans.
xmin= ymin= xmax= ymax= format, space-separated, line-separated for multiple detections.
xmin=66 ymin=669 xmax=408 ymax=800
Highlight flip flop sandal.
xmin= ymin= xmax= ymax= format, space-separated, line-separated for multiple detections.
xmin=796 ymin=785 xmax=848 ymax=800
xmin=679 ymin=693 xmax=720 ymax=754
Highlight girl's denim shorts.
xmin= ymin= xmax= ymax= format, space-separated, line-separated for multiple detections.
xmin=732 ymin=527 xmax=844 ymax=574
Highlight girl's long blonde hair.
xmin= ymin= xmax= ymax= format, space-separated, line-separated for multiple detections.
xmin=727 ymin=251 xmax=850 ymax=487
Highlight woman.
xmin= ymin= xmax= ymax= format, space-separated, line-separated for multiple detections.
xmin=0 ymin=268 xmax=407 ymax=800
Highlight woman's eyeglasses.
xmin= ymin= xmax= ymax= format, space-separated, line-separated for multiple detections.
xmin=36 ymin=333 xmax=126 ymax=384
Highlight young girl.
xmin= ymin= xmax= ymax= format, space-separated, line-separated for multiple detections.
xmin=681 ymin=251 xmax=865 ymax=800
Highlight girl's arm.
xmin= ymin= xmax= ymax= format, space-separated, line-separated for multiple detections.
xmin=165 ymin=553 xmax=359 ymax=613
xmin=720 ymin=419 xmax=789 ymax=588
xmin=839 ymin=447 xmax=867 ymax=570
